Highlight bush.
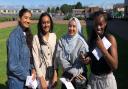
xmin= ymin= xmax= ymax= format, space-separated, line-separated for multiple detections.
xmin=31 ymin=16 xmax=40 ymax=20
xmin=0 ymin=16 xmax=17 ymax=22
xmin=63 ymin=14 xmax=72 ymax=20
xmin=76 ymin=16 xmax=85 ymax=20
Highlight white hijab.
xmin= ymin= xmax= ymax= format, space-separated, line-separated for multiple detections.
xmin=64 ymin=17 xmax=89 ymax=54
xmin=69 ymin=17 xmax=82 ymax=35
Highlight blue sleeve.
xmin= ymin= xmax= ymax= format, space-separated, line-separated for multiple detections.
xmin=7 ymin=35 xmax=28 ymax=80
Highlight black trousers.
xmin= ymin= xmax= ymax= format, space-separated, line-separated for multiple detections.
xmin=61 ymin=82 xmax=87 ymax=89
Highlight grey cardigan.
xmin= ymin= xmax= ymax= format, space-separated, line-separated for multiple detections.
xmin=55 ymin=35 xmax=89 ymax=77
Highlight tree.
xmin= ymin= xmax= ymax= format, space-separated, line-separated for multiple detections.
xmin=60 ymin=4 xmax=72 ymax=14
xmin=22 ymin=5 xmax=25 ymax=9
xmin=55 ymin=7 xmax=60 ymax=13
xmin=47 ymin=7 xmax=51 ymax=13
xmin=60 ymin=4 xmax=68 ymax=14
xmin=56 ymin=7 xmax=60 ymax=11
xmin=51 ymin=7 xmax=55 ymax=13
xmin=75 ymin=2 xmax=82 ymax=9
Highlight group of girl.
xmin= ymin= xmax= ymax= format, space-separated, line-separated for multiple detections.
xmin=7 ymin=8 xmax=118 ymax=89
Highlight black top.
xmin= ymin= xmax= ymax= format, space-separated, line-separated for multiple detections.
xmin=89 ymin=39 xmax=111 ymax=75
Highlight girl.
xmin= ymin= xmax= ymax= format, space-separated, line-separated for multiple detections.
xmin=87 ymin=11 xmax=118 ymax=89
xmin=7 ymin=8 xmax=35 ymax=89
xmin=55 ymin=17 xmax=89 ymax=89
xmin=32 ymin=12 xmax=57 ymax=89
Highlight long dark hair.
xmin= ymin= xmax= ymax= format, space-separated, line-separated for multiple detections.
xmin=37 ymin=12 xmax=53 ymax=45
xmin=88 ymin=11 xmax=110 ymax=47
xmin=19 ymin=8 xmax=33 ymax=59
xmin=19 ymin=8 xmax=32 ymax=18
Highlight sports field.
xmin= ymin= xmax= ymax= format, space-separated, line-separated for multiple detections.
xmin=0 ymin=23 xmax=128 ymax=89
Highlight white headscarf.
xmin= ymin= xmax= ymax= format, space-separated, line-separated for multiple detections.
xmin=64 ymin=17 xmax=89 ymax=55
xmin=69 ymin=17 xmax=82 ymax=35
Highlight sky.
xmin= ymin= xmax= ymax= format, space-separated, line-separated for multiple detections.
xmin=0 ymin=0 xmax=124 ymax=9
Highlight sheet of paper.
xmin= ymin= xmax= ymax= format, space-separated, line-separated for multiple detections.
xmin=25 ymin=76 xmax=38 ymax=89
xmin=92 ymin=37 xmax=111 ymax=60
xmin=60 ymin=77 xmax=75 ymax=89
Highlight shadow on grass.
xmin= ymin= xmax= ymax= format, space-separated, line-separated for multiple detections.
xmin=114 ymin=35 xmax=128 ymax=89
xmin=0 ymin=82 xmax=7 ymax=89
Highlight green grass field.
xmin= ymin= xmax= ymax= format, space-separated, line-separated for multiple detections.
xmin=0 ymin=23 xmax=128 ymax=89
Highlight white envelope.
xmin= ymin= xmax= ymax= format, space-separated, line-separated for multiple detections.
xmin=92 ymin=37 xmax=111 ymax=60
xmin=60 ymin=77 xmax=75 ymax=89
xmin=25 ymin=76 xmax=38 ymax=89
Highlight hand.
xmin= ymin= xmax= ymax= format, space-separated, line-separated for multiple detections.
xmin=83 ymin=56 xmax=91 ymax=64
xmin=75 ymin=74 xmax=86 ymax=80
xmin=69 ymin=76 xmax=76 ymax=82
xmin=31 ymin=69 xmax=36 ymax=81
xmin=41 ymin=81 xmax=47 ymax=89
xmin=79 ymin=51 xmax=90 ymax=64
xmin=79 ymin=51 xmax=87 ymax=60
xmin=96 ymin=35 xmax=105 ymax=51
xmin=51 ymin=70 xmax=58 ymax=88
xmin=40 ymin=77 xmax=48 ymax=89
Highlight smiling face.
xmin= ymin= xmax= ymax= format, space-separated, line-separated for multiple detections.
xmin=68 ymin=20 xmax=77 ymax=36
xmin=41 ymin=15 xmax=51 ymax=34
xmin=19 ymin=12 xmax=32 ymax=29
xmin=94 ymin=15 xmax=107 ymax=36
